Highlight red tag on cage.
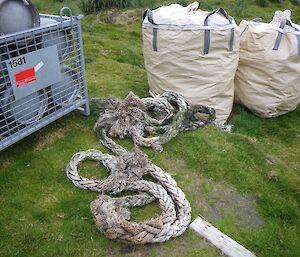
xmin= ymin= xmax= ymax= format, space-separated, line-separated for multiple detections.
xmin=14 ymin=67 xmax=36 ymax=87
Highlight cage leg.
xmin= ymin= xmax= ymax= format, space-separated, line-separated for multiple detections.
xmin=77 ymin=101 xmax=90 ymax=116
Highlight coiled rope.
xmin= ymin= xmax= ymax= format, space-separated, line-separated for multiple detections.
xmin=66 ymin=91 xmax=220 ymax=244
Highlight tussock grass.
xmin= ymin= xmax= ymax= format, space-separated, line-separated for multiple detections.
xmin=80 ymin=0 xmax=130 ymax=14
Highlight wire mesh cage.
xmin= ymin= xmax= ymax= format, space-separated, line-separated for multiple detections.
xmin=0 ymin=7 xmax=90 ymax=151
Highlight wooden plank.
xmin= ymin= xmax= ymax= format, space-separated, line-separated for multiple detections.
xmin=190 ymin=216 xmax=257 ymax=257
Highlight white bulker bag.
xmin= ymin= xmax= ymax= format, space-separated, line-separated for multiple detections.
xmin=142 ymin=3 xmax=239 ymax=124
xmin=235 ymin=10 xmax=300 ymax=118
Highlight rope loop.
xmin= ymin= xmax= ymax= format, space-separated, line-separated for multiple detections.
xmin=66 ymin=91 xmax=220 ymax=244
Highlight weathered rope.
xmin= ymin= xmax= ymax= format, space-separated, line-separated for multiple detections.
xmin=67 ymin=149 xmax=191 ymax=243
xmin=93 ymin=91 xmax=217 ymax=153
xmin=66 ymin=91 xmax=221 ymax=244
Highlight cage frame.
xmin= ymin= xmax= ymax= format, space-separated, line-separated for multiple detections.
xmin=0 ymin=8 xmax=90 ymax=151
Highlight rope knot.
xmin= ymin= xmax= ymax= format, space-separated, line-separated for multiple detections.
xmin=112 ymin=151 xmax=151 ymax=183
xmin=94 ymin=92 xmax=145 ymax=140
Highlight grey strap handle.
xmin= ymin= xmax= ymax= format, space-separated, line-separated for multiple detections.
xmin=203 ymin=8 xmax=234 ymax=54
xmin=273 ymin=19 xmax=300 ymax=55
xmin=143 ymin=9 xmax=158 ymax=51
xmin=152 ymin=28 xmax=158 ymax=51
xmin=203 ymin=8 xmax=234 ymax=55
xmin=297 ymin=28 xmax=300 ymax=55
xmin=143 ymin=9 xmax=157 ymax=25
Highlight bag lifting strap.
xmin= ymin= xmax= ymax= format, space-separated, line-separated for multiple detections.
xmin=144 ymin=9 xmax=158 ymax=52
xmin=203 ymin=8 xmax=235 ymax=55
xmin=273 ymin=19 xmax=300 ymax=55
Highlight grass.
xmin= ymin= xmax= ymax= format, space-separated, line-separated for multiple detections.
xmin=0 ymin=0 xmax=300 ymax=257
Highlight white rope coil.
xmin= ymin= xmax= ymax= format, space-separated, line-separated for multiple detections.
xmin=66 ymin=149 xmax=191 ymax=244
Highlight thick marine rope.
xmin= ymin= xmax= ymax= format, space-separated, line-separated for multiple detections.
xmin=66 ymin=91 xmax=219 ymax=244
xmin=93 ymin=91 xmax=217 ymax=153
xmin=66 ymin=149 xmax=191 ymax=243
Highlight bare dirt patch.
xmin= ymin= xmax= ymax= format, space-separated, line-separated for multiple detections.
xmin=34 ymin=123 xmax=90 ymax=151
xmin=201 ymin=183 xmax=264 ymax=228
xmin=34 ymin=128 xmax=67 ymax=151
xmin=0 ymin=157 xmax=11 ymax=169
xmin=0 ymin=151 xmax=13 ymax=169
xmin=165 ymin=156 xmax=264 ymax=229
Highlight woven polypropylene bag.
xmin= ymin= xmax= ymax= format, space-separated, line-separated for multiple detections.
xmin=143 ymin=3 xmax=239 ymax=124
xmin=235 ymin=10 xmax=300 ymax=118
